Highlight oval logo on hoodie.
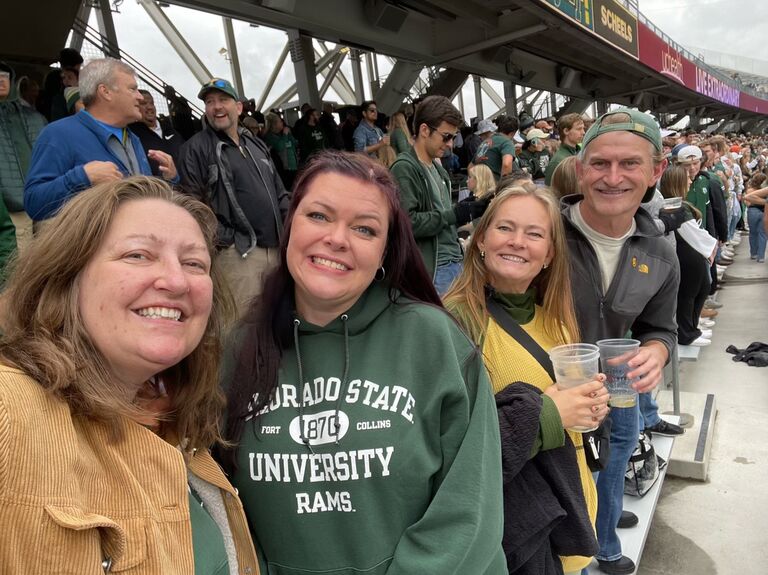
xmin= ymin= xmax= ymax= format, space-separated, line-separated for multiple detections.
xmin=289 ymin=410 xmax=350 ymax=446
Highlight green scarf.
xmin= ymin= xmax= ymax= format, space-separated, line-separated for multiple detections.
xmin=491 ymin=287 xmax=537 ymax=325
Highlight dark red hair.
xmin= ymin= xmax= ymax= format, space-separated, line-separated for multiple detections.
xmin=218 ymin=151 xmax=440 ymax=470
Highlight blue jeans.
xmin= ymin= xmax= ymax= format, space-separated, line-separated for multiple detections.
xmin=433 ymin=260 xmax=462 ymax=296
xmin=638 ymin=391 xmax=661 ymax=429
xmin=747 ymin=207 xmax=767 ymax=261
xmin=728 ymin=203 xmax=741 ymax=241
xmin=595 ymin=403 xmax=640 ymax=561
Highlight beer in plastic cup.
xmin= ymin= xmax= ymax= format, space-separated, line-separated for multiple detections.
xmin=549 ymin=343 xmax=601 ymax=432
xmin=596 ymin=338 xmax=641 ymax=408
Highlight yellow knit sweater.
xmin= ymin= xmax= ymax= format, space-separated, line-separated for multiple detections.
xmin=482 ymin=306 xmax=597 ymax=573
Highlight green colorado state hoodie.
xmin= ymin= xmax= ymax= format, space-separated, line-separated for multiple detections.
xmin=231 ymin=282 xmax=507 ymax=575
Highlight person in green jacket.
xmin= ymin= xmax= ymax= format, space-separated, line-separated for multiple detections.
xmin=0 ymin=195 xmax=16 ymax=285
xmin=219 ymin=150 xmax=507 ymax=575
xmin=390 ymin=96 xmax=489 ymax=293
xmin=0 ymin=61 xmax=46 ymax=255
xmin=264 ymin=112 xmax=299 ymax=190
xmin=544 ymin=113 xmax=585 ymax=186
xmin=518 ymin=128 xmax=551 ymax=184
xmin=388 ymin=111 xmax=413 ymax=155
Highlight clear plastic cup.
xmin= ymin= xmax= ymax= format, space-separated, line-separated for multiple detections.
xmin=549 ymin=343 xmax=601 ymax=432
xmin=596 ymin=339 xmax=641 ymax=408
xmin=662 ymin=196 xmax=683 ymax=211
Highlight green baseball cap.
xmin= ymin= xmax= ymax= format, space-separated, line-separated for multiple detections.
xmin=198 ymin=78 xmax=239 ymax=101
xmin=582 ymin=108 xmax=662 ymax=153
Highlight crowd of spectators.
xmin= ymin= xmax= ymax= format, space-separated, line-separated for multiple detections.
xmin=2 ymin=52 xmax=768 ymax=575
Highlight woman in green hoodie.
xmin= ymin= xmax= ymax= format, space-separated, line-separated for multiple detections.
xmin=219 ymin=150 xmax=507 ymax=575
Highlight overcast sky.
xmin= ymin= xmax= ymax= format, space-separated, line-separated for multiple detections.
xmin=96 ymin=0 xmax=764 ymax=119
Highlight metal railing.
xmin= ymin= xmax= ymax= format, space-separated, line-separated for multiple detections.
xmin=71 ymin=17 xmax=204 ymax=118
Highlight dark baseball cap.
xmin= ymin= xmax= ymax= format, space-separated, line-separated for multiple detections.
xmin=198 ymin=78 xmax=239 ymax=101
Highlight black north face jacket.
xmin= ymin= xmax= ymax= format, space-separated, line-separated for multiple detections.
xmin=561 ymin=195 xmax=680 ymax=358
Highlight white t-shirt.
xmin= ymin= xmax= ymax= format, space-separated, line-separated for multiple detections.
xmin=570 ymin=202 xmax=636 ymax=294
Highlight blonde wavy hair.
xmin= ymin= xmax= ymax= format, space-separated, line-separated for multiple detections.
xmin=469 ymin=163 xmax=496 ymax=199
xmin=444 ymin=184 xmax=580 ymax=346
xmin=0 ymin=177 xmax=234 ymax=449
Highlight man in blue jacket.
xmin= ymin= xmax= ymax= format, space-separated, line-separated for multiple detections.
xmin=24 ymin=58 xmax=177 ymax=220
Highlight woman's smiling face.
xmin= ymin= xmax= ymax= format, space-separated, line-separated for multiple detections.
xmin=287 ymin=172 xmax=389 ymax=326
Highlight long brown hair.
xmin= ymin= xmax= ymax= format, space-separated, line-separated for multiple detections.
xmin=443 ymin=184 xmax=580 ymax=345
xmin=0 ymin=177 xmax=233 ymax=449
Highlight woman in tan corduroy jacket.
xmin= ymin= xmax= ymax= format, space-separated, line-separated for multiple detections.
xmin=0 ymin=178 xmax=259 ymax=574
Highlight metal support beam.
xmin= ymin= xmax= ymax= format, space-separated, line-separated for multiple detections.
xmin=287 ymin=29 xmax=320 ymax=108
xmin=596 ymin=100 xmax=608 ymax=116
xmin=315 ymin=42 xmax=356 ymax=103
xmin=473 ymin=75 xmax=484 ymax=119
xmin=349 ymin=49 xmax=366 ymax=104
xmin=436 ymin=24 xmax=548 ymax=63
xmin=222 ymin=18 xmax=245 ymax=98
xmin=318 ymin=51 xmax=347 ymax=100
xmin=255 ymin=40 xmax=289 ymax=111
xmin=365 ymin=52 xmax=378 ymax=97
xmin=138 ymin=0 xmax=213 ymax=84
xmin=503 ymin=81 xmax=518 ymax=117
xmin=480 ymin=78 xmax=505 ymax=110
xmin=549 ymin=92 xmax=557 ymax=116
xmin=375 ymin=60 xmax=423 ymax=115
xmin=266 ymin=47 xmax=339 ymax=111
xmin=457 ymin=87 xmax=464 ymax=118
xmin=95 ymin=0 xmax=120 ymax=58
xmin=69 ymin=1 xmax=92 ymax=52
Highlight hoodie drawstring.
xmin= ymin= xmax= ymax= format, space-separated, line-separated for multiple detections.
xmin=293 ymin=318 xmax=313 ymax=454
xmin=293 ymin=314 xmax=352 ymax=451
xmin=334 ymin=314 xmax=350 ymax=444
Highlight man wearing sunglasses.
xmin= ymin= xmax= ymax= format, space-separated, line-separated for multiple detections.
xmin=353 ymin=100 xmax=389 ymax=158
xmin=391 ymin=96 xmax=489 ymax=294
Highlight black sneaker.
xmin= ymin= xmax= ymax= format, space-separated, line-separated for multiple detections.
xmin=645 ymin=419 xmax=685 ymax=436
xmin=617 ymin=510 xmax=638 ymax=528
xmin=597 ymin=556 xmax=636 ymax=574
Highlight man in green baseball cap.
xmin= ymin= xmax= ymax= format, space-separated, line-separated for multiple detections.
xmin=198 ymin=78 xmax=239 ymax=101
xmin=179 ymin=76 xmax=289 ymax=318
xmin=561 ymin=107 xmax=681 ymax=575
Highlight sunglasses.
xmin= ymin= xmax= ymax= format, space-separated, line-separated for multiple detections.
xmin=366 ymin=107 xmax=377 ymax=113
xmin=429 ymin=125 xmax=458 ymax=143
xmin=205 ymin=79 xmax=229 ymax=89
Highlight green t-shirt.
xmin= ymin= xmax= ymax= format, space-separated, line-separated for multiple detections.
xmin=264 ymin=131 xmax=299 ymax=172
xmin=424 ymin=162 xmax=463 ymax=265
xmin=473 ymin=133 xmax=516 ymax=179
xmin=188 ymin=488 xmax=230 ymax=575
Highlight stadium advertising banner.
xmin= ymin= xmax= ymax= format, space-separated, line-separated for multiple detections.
xmin=592 ymin=0 xmax=638 ymax=58
xmin=541 ymin=0 xmax=594 ymax=31
xmin=637 ymin=22 xmax=743 ymax=109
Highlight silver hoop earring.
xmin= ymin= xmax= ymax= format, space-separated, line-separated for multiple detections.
xmin=480 ymin=251 xmax=486 ymax=261
xmin=542 ymin=263 xmax=549 ymax=269
xmin=375 ymin=266 xmax=386 ymax=281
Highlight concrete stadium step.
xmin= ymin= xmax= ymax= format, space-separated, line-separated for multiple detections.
xmin=586 ymin=416 xmax=680 ymax=575
xmin=656 ymin=390 xmax=717 ymax=481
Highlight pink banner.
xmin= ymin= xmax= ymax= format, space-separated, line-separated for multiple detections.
xmin=638 ymin=21 xmax=768 ymax=115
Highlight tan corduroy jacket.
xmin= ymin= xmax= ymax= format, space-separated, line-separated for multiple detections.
xmin=0 ymin=365 xmax=259 ymax=574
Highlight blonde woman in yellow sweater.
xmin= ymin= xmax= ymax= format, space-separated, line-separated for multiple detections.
xmin=444 ymin=183 xmax=609 ymax=575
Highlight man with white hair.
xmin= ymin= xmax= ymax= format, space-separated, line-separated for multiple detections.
xmin=24 ymin=58 xmax=177 ymax=220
